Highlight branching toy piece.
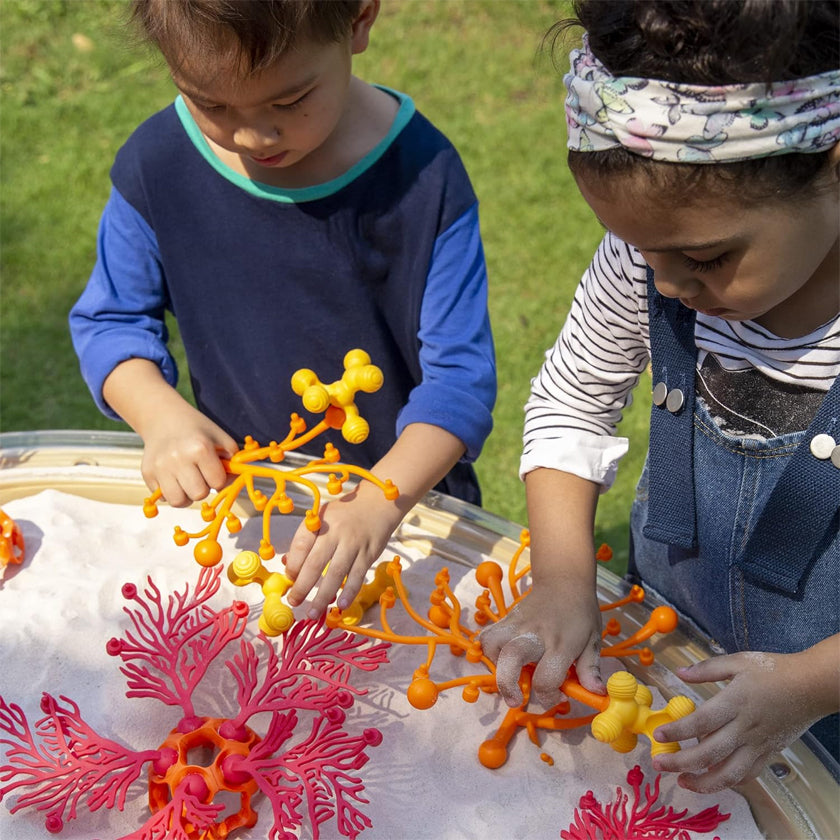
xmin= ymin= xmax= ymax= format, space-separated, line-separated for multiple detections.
xmin=0 ymin=508 xmax=24 ymax=575
xmin=326 ymin=531 xmax=694 ymax=769
xmin=143 ymin=350 xmax=399 ymax=569
xmin=562 ymin=764 xmax=730 ymax=839
xmin=0 ymin=567 xmax=390 ymax=839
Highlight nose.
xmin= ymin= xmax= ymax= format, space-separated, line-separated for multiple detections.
xmin=645 ymin=256 xmax=703 ymax=300
xmin=233 ymin=119 xmax=279 ymax=153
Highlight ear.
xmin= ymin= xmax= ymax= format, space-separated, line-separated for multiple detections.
xmin=828 ymin=141 xmax=840 ymax=184
xmin=350 ymin=0 xmax=380 ymax=55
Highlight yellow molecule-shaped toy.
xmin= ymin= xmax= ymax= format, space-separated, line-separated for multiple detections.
xmin=291 ymin=349 xmax=384 ymax=445
xmin=228 ymin=551 xmax=295 ymax=637
xmin=591 ymin=671 xmax=695 ymax=756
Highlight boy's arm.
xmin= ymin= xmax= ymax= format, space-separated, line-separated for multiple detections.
xmin=479 ymin=467 xmax=606 ymax=705
xmin=103 ymin=358 xmax=238 ymax=507
xmin=284 ymin=422 xmax=465 ymax=616
xmin=651 ymin=633 xmax=840 ymax=792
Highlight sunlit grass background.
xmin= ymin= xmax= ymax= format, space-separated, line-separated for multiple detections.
xmin=0 ymin=0 xmax=651 ymax=573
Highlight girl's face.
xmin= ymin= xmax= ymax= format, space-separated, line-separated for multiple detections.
xmin=171 ymin=6 xmax=376 ymax=188
xmin=574 ymin=163 xmax=839 ymax=338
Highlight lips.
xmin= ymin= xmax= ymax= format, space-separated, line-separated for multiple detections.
xmin=250 ymin=151 xmax=287 ymax=167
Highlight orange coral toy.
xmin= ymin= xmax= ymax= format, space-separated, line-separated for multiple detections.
xmin=327 ymin=531 xmax=694 ymax=768
xmin=0 ymin=508 xmax=25 ymax=573
xmin=143 ymin=352 xmax=399 ymax=630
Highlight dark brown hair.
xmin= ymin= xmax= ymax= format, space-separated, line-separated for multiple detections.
xmin=131 ymin=0 xmax=363 ymax=77
xmin=552 ymin=0 xmax=839 ymax=205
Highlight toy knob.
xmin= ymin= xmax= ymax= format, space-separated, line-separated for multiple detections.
xmin=194 ymin=538 xmax=223 ymax=567
xmin=591 ymin=711 xmax=624 ymax=744
xmin=260 ymin=601 xmax=295 ymax=636
xmin=407 ymin=677 xmax=439 ymax=709
xmin=606 ymin=671 xmax=638 ymax=701
xmin=341 ymin=415 xmax=370 ymax=444
xmin=343 ymin=348 xmax=372 ymax=368
xmin=230 ymin=551 xmax=262 ymax=583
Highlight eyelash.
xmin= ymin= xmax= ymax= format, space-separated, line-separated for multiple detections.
xmin=194 ymin=91 xmax=309 ymax=113
xmin=683 ymin=254 xmax=727 ymax=273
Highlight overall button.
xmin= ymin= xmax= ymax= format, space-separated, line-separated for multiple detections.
xmin=810 ymin=433 xmax=836 ymax=460
xmin=831 ymin=446 xmax=840 ymax=469
xmin=652 ymin=382 xmax=668 ymax=407
xmin=665 ymin=388 xmax=685 ymax=413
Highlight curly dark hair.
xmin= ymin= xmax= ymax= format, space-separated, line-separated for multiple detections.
xmin=552 ymin=0 xmax=840 ymax=205
xmin=131 ymin=0 xmax=363 ymax=77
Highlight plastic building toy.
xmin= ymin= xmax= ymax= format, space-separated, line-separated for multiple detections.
xmin=143 ymin=350 xmax=399 ymax=570
xmin=0 ymin=566 xmax=390 ymax=839
xmin=326 ymin=531 xmax=694 ymax=769
xmin=0 ymin=508 xmax=24 ymax=575
xmin=562 ymin=764 xmax=730 ymax=839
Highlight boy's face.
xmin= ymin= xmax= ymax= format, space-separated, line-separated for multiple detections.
xmin=171 ymin=7 xmax=376 ymax=186
xmin=574 ymin=166 xmax=839 ymax=338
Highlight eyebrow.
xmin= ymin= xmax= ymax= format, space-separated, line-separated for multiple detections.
xmin=175 ymin=75 xmax=316 ymax=107
xmin=594 ymin=219 xmax=730 ymax=253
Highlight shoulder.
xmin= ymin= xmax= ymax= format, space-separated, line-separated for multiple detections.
xmin=112 ymin=103 xmax=183 ymax=170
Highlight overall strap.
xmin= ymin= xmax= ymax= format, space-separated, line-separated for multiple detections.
xmin=739 ymin=373 xmax=840 ymax=594
xmin=643 ymin=268 xmax=698 ymax=549
xmin=645 ymin=267 xmax=840 ymax=594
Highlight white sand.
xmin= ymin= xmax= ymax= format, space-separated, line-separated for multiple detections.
xmin=0 ymin=490 xmax=762 ymax=839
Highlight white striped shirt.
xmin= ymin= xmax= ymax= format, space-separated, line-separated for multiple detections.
xmin=521 ymin=232 xmax=840 ymax=489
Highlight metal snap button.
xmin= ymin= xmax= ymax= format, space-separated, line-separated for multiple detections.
xmin=810 ymin=433 xmax=837 ymax=460
xmin=665 ymin=388 xmax=685 ymax=413
xmin=652 ymin=382 xmax=668 ymax=407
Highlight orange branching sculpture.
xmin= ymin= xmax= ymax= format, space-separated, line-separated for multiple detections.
xmin=0 ymin=508 xmax=25 ymax=576
xmin=143 ymin=350 xmax=399 ymax=572
xmin=327 ymin=531 xmax=695 ymax=768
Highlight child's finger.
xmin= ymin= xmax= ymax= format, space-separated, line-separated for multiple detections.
xmin=674 ymin=653 xmax=742 ymax=684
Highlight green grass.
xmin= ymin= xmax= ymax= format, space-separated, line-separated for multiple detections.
xmin=0 ymin=0 xmax=650 ymax=574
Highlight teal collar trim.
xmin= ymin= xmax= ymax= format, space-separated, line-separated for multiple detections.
xmin=174 ymin=87 xmax=415 ymax=203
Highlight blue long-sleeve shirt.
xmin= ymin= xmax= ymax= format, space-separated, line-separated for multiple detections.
xmin=69 ymin=90 xmax=496 ymax=503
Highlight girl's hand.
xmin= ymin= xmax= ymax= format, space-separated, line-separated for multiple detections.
xmin=479 ymin=578 xmax=605 ymax=708
xmin=283 ymin=484 xmax=403 ymax=617
xmin=652 ymin=644 xmax=838 ymax=792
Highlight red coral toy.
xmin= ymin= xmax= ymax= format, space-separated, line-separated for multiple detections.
xmin=0 ymin=566 xmax=389 ymax=839
xmin=562 ymin=764 xmax=730 ymax=840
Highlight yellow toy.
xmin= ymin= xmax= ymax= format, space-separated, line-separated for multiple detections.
xmin=591 ymin=671 xmax=695 ymax=756
xmin=327 ymin=531 xmax=695 ymax=768
xmin=143 ymin=350 xmax=399 ymax=570
xmin=227 ymin=551 xmax=295 ymax=637
xmin=291 ymin=349 xmax=384 ymax=445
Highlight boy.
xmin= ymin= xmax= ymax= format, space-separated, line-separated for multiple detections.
xmin=69 ymin=0 xmax=496 ymax=617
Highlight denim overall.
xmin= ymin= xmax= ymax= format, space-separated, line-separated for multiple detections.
xmin=628 ymin=270 xmax=840 ymax=761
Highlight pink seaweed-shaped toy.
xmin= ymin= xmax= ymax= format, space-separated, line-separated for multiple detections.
xmin=0 ymin=566 xmax=389 ymax=839
xmin=562 ymin=764 xmax=730 ymax=840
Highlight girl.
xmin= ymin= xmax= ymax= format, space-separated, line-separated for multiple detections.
xmin=480 ymin=0 xmax=839 ymax=793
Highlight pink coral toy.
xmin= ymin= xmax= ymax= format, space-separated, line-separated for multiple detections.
xmin=0 ymin=567 xmax=389 ymax=839
xmin=563 ymin=764 xmax=730 ymax=839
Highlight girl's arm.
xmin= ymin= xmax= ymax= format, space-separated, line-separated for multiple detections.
xmin=479 ymin=467 xmax=606 ymax=705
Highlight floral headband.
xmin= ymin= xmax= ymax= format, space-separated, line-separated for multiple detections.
xmin=564 ymin=35 xmax=840 ymax=163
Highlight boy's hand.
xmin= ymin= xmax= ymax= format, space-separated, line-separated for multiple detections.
xmin=479 ymin=579 xmax=605 ymax=708
xmin=283 ymin=484 xmax=403 ymax=617
xmin=652 ymin=644 xmax=837 ymax=792
xmin=282 ymin=422 xmax=466 ymax=619
xmin=139 ymin=407 xmax=238 ymax=507
xmin=102 ymin=358 xmax=238 ymax=507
